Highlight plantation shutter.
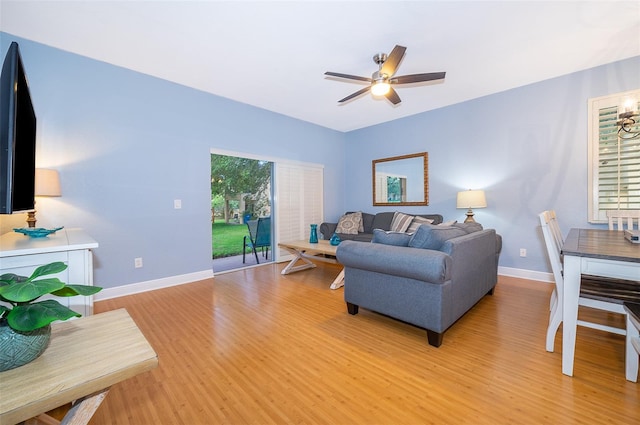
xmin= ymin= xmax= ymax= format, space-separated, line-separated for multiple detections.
xmin=274 ymin=162 xmax=323 ymax=259
xmin=588 ymin=89 xmax=640 ymax=222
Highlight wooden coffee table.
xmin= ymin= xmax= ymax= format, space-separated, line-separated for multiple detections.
xmin=278 ymin=239 xmax=344 ymax=289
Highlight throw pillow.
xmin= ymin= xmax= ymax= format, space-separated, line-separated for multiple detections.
xmin=344 ymin=211 xmax=365 ymax=232
xmin=371 ymin=229 xmax=412 ymax=247
xmin=406 ymin=216 xmax=434 ymax=234
xmin=336 ymin=212 xmax=362 ymax=235
xmin=408 ymin=224 xmax=467 ymax=250
xmin=390 ymin=211 xmax=414 ymax=232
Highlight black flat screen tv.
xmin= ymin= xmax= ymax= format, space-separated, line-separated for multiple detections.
xmin=0 ymin=41 xmax=37 ymax=214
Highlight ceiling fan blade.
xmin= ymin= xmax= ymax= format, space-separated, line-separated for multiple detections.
xmin=380 ymin=45 xmax=406 ymax=77
xmin=338 ymin=86 xmax=371 ymax=103
xmin=325 ymin=72 xmax=372 ymax=83
xmin=392 ymin=72 xmax=446 ymax=84
xmin=385 ymin=87 xmax=401 ymax=105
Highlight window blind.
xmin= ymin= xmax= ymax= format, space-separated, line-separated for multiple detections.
xmin=588 ymin=89 xmax=640 ymax=222
xmin=274 ymin=162 xmax=323 ymax=259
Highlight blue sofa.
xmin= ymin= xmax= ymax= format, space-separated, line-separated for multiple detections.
xmin=336 ymin=224 xmax=502 ymax=347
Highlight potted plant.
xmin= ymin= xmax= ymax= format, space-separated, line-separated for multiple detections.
xmin=0 ymin=261 xmax=102 ymax=371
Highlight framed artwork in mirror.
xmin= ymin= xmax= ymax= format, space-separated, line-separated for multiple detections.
xmin=372 ymin=152 xmax=428 ymax=206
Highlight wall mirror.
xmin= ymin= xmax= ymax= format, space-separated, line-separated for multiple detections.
xmin=372 ymin=152 xmax=428 ymax=206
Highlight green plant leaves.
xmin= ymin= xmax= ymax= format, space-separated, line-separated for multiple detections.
xmin=52 ymin=285 xmax=103 ymax=297
xmin=0 ymin=261 xmax=102 ymax=332
xmin=30 ymin=262 xmax=68 ymax=279
xmin=0 ymin=273 xmax=27 ymax=286
xmin=0 ymin=277 xmax=66 ymax=302
xmin=6 ymin=300 xmax=80 ymax=331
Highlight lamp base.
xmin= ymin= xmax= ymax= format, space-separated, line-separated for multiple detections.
xmin=26 ymin=210 xmax=37 ymax=228
xmin=464 ymin=209 xmax=476 ymax=223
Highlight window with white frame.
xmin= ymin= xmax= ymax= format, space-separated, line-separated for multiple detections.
xmin=588 ymin=89 xmax=640 ymax=223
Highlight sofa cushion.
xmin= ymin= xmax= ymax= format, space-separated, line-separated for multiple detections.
xmin=371 ymin=229 xmax=412 ymax=247
xmin=390 ymin=211 xmax=414 ymax=232
xmin=439 ymin=220 xmax=458 ymax=226
xmin=453 ymin=222 xmax=483 ymax=233
xmin=406 ymin=216 xmax=434 ymax=234
xmin=370 ymin=212 xmax=396 ymax=231
xmin=360 ymin=212 xmax=375 ymax=233
xmin=408 ymin=224 xmax=467 ymax=250
xmin=336 ymin=212 xmax=362 ymax=234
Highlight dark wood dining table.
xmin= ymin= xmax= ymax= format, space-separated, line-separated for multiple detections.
xmin=561 ymin=228 xmax=640 ymax=376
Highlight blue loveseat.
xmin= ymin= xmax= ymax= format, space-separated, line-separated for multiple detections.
xmin=336 ymin=223 xmax=502 ymax=347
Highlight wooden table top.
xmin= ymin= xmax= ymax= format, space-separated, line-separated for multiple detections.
xmin=562 ymin=228 xmax=640 ymax=263
xmin=0 ymin=308 xmax=158 ymax=425
xmin=278 ymin=239 xmax=338 ymax=256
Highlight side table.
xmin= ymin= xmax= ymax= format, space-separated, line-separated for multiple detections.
xmin=0 ymin=309 xmax=158 ymax=425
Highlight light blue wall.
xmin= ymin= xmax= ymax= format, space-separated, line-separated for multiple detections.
xmin=2 ymin=33 xmax=638 ymax=288
xmin=0 ymin=34 xmax=347 ymax=289
xmin=343 ymin=55 xmax=640 ymax=274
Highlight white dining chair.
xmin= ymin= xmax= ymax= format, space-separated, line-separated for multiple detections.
xmin=539 ymin=211 xmax=627 ymax=353
xmin=607 ymin=210 xmax=640 ymax=231
xmin=545 ymin=210 xmax=563 ymax=313
xmin=625 ymin=302 xmax=640 ymax=382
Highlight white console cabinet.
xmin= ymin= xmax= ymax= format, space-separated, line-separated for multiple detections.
xmin=0 ymin=228 xmax=98 ymax=316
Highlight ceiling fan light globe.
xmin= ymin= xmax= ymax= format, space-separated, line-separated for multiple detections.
xmin=371 ymin=81 xmax=390 ymax=96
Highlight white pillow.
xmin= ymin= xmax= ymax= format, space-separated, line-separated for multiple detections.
xmin=406 ymin=216 xmax=434 ymax=234
xmin=390 ymin=211 xmax=414 ymax=233
xmin=336 ymin=212 xmax=362 ymax=234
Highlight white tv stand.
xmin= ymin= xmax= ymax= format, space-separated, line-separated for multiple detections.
xmin=0 ymin=228 xmax=98 ymax=316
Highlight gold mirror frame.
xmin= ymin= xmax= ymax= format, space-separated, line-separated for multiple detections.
xmin=372 ymin=152 xmax=428 ymax=206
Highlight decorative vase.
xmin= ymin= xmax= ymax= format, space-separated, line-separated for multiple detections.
xmin=330 ymin=233 xmax=341 ymax=246
xmin=309 ymin=224 xmax=318 ymax=243
xmin=0 ymin=320 xmax=51 ymax=372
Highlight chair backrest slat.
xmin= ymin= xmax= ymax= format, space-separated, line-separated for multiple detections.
xmin=607 ymin=210 xmax=640 ymax=231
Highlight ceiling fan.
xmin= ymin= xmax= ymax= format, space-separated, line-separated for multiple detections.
xmin=325 ymin=45 xmax=445 ymax=105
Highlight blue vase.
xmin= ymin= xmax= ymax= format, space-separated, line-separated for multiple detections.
xmin=309 ymin=224 xmax=318 ymax=243
xmin=330 ymin=233 xmax=341 ymax=246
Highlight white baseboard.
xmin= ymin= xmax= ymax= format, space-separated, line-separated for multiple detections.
xmin=95 ymin=269 xmax=214 ymax=301
xmin=498 ymin=266 xmax=553 ymax=283
xmin=95 ymin=266 xmax=551 ymax=302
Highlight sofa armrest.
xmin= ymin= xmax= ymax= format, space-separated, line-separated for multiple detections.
xmin=319 ymin=222 xmax=337 ymax=240
xmin=336 ymin=240 xmax=452 ymax=284
xmin=440 ymin=229 xmax=498 ymax=261
xmin=439 ymin=229 xmax=498 ymax=294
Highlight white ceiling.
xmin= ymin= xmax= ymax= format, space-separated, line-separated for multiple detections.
xmin=2 ymin=1 xmax=639 ymax=132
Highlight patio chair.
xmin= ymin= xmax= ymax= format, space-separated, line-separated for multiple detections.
xmin=243 ymin=217 xmax=271 ymax=264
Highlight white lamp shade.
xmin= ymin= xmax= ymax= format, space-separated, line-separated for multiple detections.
xmin=456 ymin=190 xmax=486 ymax=209
xmin=35 ymin=168 xmax=61 ymax=197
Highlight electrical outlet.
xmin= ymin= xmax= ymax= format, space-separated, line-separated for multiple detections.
xmin=520 ymin=248 xmax=527 ymax=257
xmin=134 ymin=257 xmax=143 ymax=268
xmin=174 ymin=199 xmax=182 ymax=209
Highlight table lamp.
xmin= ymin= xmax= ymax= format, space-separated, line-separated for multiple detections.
xmin=27 ymin=168 xmax=61 ymax=228
xmin=456 ymin=189 xmax=486 ymax=223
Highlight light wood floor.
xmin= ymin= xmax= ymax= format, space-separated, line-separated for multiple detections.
xmin=88 ymin=262 xmax=639 ymax=424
